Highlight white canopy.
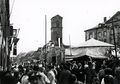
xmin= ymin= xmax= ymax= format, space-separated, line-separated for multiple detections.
xmin=73 ymin=38 xmax=114 ymax=48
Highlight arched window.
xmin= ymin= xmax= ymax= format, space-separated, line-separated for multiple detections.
xmin=98 ymin=32 xmax=102 ymax=38
xmin=103 ymin=31 xmax=107 ymax=37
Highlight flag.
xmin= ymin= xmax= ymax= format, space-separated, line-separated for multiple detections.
xmin=13 ymin=37 xmax=19 ymax=55
xmin=13 ymin=43 xmax=17 ymax=55
xmin=13 ymin=37 xmax=19 ymax=44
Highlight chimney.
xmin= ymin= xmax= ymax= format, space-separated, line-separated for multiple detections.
xmin=104 ymin=17 xmax=107 ymax=22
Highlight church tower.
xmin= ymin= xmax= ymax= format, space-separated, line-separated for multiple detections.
xmin=51 ymin=15 xmax=63 ymax=47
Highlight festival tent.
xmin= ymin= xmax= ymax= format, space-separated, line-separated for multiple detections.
xmin=65 ymin=38 xmax=114 ymax=60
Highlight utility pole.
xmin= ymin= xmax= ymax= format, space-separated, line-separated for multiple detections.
xmin=69 ymin=35 xmax=72 ymax=56
xmin=45 ymin=15 xmax=47 ymax=67
xmin=111 ymin=19 xmax=117 ymax=59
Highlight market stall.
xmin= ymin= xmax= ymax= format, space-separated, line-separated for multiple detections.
xmin=65 ymin=38 xmax=114 ymax=61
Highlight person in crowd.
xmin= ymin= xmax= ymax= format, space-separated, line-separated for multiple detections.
xmin=77 ymin=63 xmax=85 ymax=83
xmin=2 ymin=71 xmax=18 ymax=84
xmin=20 ymin=69 xmax=29 ymax=84
xmin=75 ymin=81 xmax=83 ymax=84
xmin=56 ymin=64 xmax=67 ymax=84
xmin=92 ymin=61 xmax=96 ymax=70
xmin=72 ymin=61 xmax=77 ymax=69
xmin=85 ymin=62 xmax=97 ymax=84
xmin=36 ymin=67 xmax=50 ymax=84
xmin=95 ymin=61 xmax=102 ymax=73
xmin=98 ymin=65 xmax=106 ymax=83
xmin=58 ymin=63 xmax=72 ymax=84
xmin=113 ymin=67 xmax=120 ymax=84
xmin=47 ymin=65 xmax=56 ymax=84
xmin=18 ymin=65 xmax=24 ymax=73
xmin=0 ymin=66 xmax=4 ymax=84
xmin=69 ymin=74 xmax=77 ymax=84
xmin=28 ymin=71 xmax=38 ymax=84
xmin=101 ymin=68 xmax=114 ymax=84
xmin=92 ymin=75 xmax=100 ymax=84
xmin=101 ymin=60 xmax=107 ymax=69
xmin=71 ymin=64 xmax=79 ymax=80
xmin=84 ymin=61 xmax=88 ymax=69
xmin=14 ymin=71 xmax=20 ymax=84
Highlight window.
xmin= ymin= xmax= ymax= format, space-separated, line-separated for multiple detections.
xmin=98 ymin=32 xmax=102 ymax=38
xmin=89 ymin=32 xmax=93 ymax=39
xmin=110 ymin=30 xmax=113 ymax=35
xmin=103 ymin=31 xmax=107 ymax=37
xmin=110 ymin=36 xmax=114 ymax=44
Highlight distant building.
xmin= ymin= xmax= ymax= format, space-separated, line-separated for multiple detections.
xmin=51 ymin=15 xmax=63 ymax=47
xmin=40 ymin=15 xmax=65 ymax=65
xmin=85 ymin=11 xmax=120 ymax=47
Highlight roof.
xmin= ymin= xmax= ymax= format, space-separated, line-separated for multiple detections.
xmin=85 ymin=11 xmax=120 ymax=32
xmin=74 ymin=38 xmax=114 ymax=48
xmin=84 ymin=23 xmax=106 ymax=32
xmin=84 ymin=25 xmax=99 ymax=32
xmin=105 ymin=11 xmax=120 ymax=24
xmin=51 ymin=15 xmax=63 ymax=20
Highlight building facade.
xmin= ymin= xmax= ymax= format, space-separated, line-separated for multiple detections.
xmin=0 ymin=0 xmax=13 ymax=70
xmin=85 ymin=11 xmax=120 ymax=48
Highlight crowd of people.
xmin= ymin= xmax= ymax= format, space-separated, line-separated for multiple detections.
xmin=0 ymin=59 xmax=120 ymax=84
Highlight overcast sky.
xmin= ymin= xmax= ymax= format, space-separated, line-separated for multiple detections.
xmin=10 ymin=0 xmax=120 ymax=53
